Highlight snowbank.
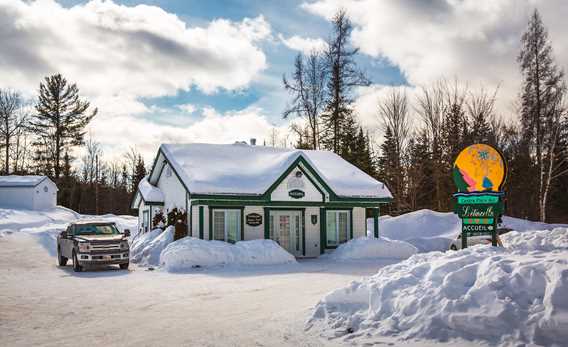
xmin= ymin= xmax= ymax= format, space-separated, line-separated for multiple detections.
xmin=130 ymin=226 xmax=174 ymax=266
xmin=367 ymin=209 xmax=567 ymax=253
xmin=329 ymin=237 xmax=417 ymax=261
xmin=307 ymin=229 xmax=568 ymax=346
xmin=0 ymin=206 xmax=138 ymax=257
xmin=0 ymin=206 xmax=79 ymax=235
xmin=160 ymin=238 xmax=297 ymax=272
xmin=502 ymin=228 xmax=568 ymax=252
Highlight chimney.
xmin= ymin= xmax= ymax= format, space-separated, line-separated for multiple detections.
xmin=250 ymin=138 xmax=256 ymax=146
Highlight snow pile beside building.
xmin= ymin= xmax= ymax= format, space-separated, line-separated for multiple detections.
xmin=329 ymin=237 xmax=417 ymax=261
xmin=307 ymin=229 xmax=568 ymax=346
xmin=130 ymin=226 xmax=174 ymax=266
xmin=368 ymin=209 xmax=567 ymax=253
xmin=160 ymin=238 xmax=297 ymax=272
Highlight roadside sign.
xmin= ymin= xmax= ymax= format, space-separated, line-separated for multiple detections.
xmin=452 ymin=144 xmax=507 ymax=249
xmin=453 ymin=144 xmax=507 ymax=193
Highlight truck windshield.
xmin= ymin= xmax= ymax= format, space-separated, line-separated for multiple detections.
xmin=75 ymin=224 xmax=120 ymax=235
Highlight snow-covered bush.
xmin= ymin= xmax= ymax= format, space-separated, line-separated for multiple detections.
xmin=330 ymin=237 xmax=417 ymax=260
xmin=160 ymin=238 xmax=296 ymax=272
xmin=130 ymin=226 xmax=174 ymax=266
xmin=307 ymin=229 xmax=568 ymax=346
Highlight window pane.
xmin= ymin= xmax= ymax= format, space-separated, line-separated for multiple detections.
xmin=226 ymin=210 xmax=240 ymax=243
xmin=213 ymin=211 xmax=225 ymax=241
xmin=338 ymin=212 xmax=348 ymax=243
xmin=326 ymin=211 xmax=337 ymax=246
xmin=279 ymin=215 xmax=290 ymax=249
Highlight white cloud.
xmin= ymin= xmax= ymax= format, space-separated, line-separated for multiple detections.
xmin=279 ymin=34 xmax=328 ymax=54
xmin=0 ymin=0 xmax=279 ymax=165
xmin=302 ymin=0 xmax=568 ymax=119
xmin=86 ymin=105 xmax=291 ymax=163
xmin=0 ymin=0 xmax=270 ymax=99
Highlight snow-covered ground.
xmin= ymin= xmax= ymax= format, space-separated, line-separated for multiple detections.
xmin=307 ymin=228 xmax=568 ymax=346
xmin=1 ymin=206 xmax=566 ymax=346
xmin=327 ymin=237 xmax=418 ymax=261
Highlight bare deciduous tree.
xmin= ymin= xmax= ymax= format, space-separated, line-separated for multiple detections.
xmin=0 ymin=89 xmax=28 ymax=174
xmin=283 ymin=51 xmax=327 ymax=150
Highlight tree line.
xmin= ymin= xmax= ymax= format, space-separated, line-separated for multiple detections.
xmin=283 ymin=9 xmax=568 ymax=222
xmin=0 ymin=74 xmax=146 ymax=215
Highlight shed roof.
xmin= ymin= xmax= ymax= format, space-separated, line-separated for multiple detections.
xmin=0 ymin=175 xmax=49 ymax=188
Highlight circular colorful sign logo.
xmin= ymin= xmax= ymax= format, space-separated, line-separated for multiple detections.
xmin=453 ymin=144 xmax=506 ymax=193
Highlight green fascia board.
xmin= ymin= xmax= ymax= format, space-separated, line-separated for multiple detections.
xmin=190 ymin=193 xmax=265 ymax=201
xmin=191 ymin=199 xmax=387 ymax=208
xmin=131 ymin=189 xmax=165 ymax=210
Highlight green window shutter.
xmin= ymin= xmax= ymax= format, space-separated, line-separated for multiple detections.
xmin=199 ymin=206 xmax=204 ymax=239
xmin=263 ymin=207 xmax=270 ymax=239
xmin=319 ymin=208 xmax=326 ymax=254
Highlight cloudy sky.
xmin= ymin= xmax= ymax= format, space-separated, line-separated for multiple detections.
xmin=1 ymin=0 xmax=567 ymax=162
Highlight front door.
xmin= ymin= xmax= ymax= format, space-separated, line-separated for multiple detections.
xmin=270 ymin=211 xmax=303 ymax=257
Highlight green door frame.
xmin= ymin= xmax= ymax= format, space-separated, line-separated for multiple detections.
xmin=264 ymin=207 xmax=306 ymax=257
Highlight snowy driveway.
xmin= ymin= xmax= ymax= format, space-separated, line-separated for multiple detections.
xmin=0 ymin=232 xmax=401 ymax=347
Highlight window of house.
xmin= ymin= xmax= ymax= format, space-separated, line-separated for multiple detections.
xmin=212 ymin=209 xmax=241 ymax=243
xmin=326 ymin=210 xmax=350 ymax=247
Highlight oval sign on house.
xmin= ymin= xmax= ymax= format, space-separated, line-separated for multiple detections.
xmin=288 ymin=189 xmax=305 ymax=199
xmin=453 ymin=144 xmax=507 ymax=193
xmin=245 ymin=213 xmax=263 ymax=227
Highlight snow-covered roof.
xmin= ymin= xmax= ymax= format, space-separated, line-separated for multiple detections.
xmin=138 ymin=177 xmax=165 ymax=203
xmin=0 ymin=175 xmax=49 ymax=188
xmin=157 ymin=143 xmax=392 ymax=199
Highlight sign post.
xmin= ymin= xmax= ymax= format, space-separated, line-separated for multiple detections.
xmin=452 ymin=144 xmax=507 ymax=248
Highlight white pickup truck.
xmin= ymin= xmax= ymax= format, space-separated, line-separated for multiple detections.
xmin=57 ymin=221 xmax=130 ymax=272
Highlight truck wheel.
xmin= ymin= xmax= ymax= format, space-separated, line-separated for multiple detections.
xmin=450 ymin=245 xmax=458 ymax=251
xmin=72 ymin=251 xmax=83 ymax=272
xmin=119 ymin=262 xmax=129 ymax=270
xmin=57 ymin=247 xmax=68 ymax=266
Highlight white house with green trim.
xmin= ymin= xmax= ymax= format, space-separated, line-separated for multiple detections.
xmin=131 ymin=142 xmax=392 ymax=257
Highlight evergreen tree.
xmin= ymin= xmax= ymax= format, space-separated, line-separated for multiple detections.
xmin=59 ymin=151 xmax=74 ymax=207
xmin=29 ymin=74 xmax=97 ymax=178
xmin=131 ymin=156 xmax=146 ymax=196
xmin=352 ymin=127 xmax=375 ymax=177
xmin=405 ymin=131 xmax=435 ymax=211
xmin=377 ymin=126 xmax=399 ymax=213
xmin=518 ymin=9 xmax=566 ymax=221
xmin=320 ymin=9 xmax=369 ymax=154
xmin=339 ymin=112 xmax=359 ymax=163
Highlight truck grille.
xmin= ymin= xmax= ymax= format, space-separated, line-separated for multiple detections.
xmin=91 ymin=244 xmax=121 ymax=251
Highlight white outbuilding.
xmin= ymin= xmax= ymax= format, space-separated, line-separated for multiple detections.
xmin=0 ymin=175 xmax=58 ymax=210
